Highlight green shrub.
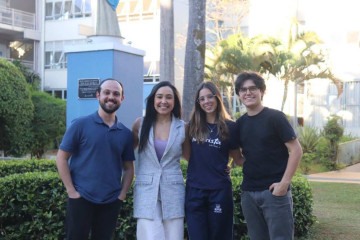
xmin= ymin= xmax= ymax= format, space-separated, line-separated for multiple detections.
xmin=316 ymin=137 xmax=335 ymax=170
xmin=292 ymin=174 xmax=316 ymax=236
xmin=0 ymin=59 xmax=34 ymax=156
xmin=180 ymin=159 xmax=188 ymax=179
xmin=0 ymin=172 xmax=66 ymax=240
xmin=230 ymin=167 xmax=248 ymax=238
xmin=114 ymin=187 xmax=136 ymax=240
xmin=0 ymin=159 xmax=57 ymax=178
xmin=322 ymin=115 xmax=344 ymax=144
xmin=297 ymin=126 xmax=319 ymax=153
xmin=30 ymin=92 xmax=66 ymax=159
xmin=300 ymin=152 xmax=317 ymax=174
xmin=0 ymin=159 xmax=314 ymax=239
xmin=321 ymin=115 xmax=344 ymax=169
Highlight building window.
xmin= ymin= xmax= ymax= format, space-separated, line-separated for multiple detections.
xmin=45 ymin=0 xmax=91 ymax=20
xmin=45 ymin=51 xmax=66 ymax=69
xmin=45 ymin=2 xmax=53 ymax=19
xmin=54 ymin=90 xmax=63 ymax=98
xmin=144 ymin=75 xmax=159 ymax=83
xmin=118 ymin=0 xmax=159 ymax=22
xmin=45 ymin=40 xmax=85 ymax=69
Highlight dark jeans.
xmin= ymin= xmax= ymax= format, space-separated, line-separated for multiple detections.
xmin=65 ymin=197 xmax=122 ymax=240
xmin=241 ymin=190 xmax=294 ymax=240
xmin=185 ymin=185 xmax=234 ymax=240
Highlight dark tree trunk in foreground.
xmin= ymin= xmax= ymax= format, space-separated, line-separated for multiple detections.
xmin=182 ymin=0 xmax=206 ymax=121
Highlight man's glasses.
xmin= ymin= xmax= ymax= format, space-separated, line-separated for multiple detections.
xmin=239 ymin=86 xmax=259 ymax=94
xmin=197 ymin=94 xmax=216 ymax=103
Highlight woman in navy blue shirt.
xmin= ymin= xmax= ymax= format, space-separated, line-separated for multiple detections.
xmin=183 ymin=81 xmax=242 ymax=240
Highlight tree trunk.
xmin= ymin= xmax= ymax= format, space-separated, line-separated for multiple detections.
xmin=281 ymin=78 xmax=289 ymax=112
xmin=160 ymin=0 xmax=174 ymax=84
xmin=182 ymin=0 xmax=206 ymax=121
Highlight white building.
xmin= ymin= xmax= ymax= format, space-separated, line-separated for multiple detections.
xmin=0 ymin=0 xmax=41 ymax=75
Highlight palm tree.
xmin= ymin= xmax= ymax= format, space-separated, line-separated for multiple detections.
xmin=182 ymin=0 xmax=206 ymax=121
xmin=248 ymin=29 xmax=343 ymax=128
xmin=277 ymin=31 xmax=342 ymax=112
xmin=205 ymin=34 xmax=255 ymax=115
xmin=205 ymin=31 xmax=343 ymax=118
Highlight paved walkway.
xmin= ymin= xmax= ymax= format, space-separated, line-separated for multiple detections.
xmin=306 ymin=163 xmax=360 ymax=184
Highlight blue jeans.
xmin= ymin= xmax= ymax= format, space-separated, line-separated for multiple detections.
xmin=241 ymin=190 xmax=294 ymax=240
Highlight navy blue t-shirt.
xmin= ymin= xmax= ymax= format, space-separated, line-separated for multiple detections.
xmin=60 ymin=111 xmax=135 ymax=204
xmin=186 ymin=120 xmax=239 ymax=190
xmin=236 ymin=107 xmax=296 ymax=191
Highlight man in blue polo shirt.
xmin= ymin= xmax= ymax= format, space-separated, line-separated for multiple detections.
xmin=56 ymin=78 xmax=135 ymax=240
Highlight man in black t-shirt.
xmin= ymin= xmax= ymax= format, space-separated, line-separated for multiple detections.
xmin=235 ymin=71 xmax=303 ymax=240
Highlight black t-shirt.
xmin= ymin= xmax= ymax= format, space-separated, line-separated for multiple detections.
xmin=187 ymin=120 xmax=239 ymax=190
xmin=236 ymin=107 xmax=297 ymax=191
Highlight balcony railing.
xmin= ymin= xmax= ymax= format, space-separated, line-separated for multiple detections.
xmin=0 ymin=7 xmax=35 ymax=30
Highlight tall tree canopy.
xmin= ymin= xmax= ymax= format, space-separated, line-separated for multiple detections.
xmin=30 ymin=92 xmax=66 ymax=159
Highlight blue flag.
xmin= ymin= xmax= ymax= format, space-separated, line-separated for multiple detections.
xmin=106 ymin=0 xmax=120 ymax=10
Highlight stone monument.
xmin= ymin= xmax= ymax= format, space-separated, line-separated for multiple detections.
xmin=65 ymin=0 xmax=145 ymax=128
xmin=94 ymin=0 xmax=121 ymax=38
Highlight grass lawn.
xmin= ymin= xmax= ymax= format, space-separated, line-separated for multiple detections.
xmin=297 ymin=182 xmax=360 ymax=240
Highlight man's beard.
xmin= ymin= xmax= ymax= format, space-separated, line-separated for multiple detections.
xmin=100 ymin=100 xmax=120 ymax=114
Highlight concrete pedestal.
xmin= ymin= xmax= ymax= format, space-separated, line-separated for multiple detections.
xmin=65 ymin=36 xmax=145 ymax=128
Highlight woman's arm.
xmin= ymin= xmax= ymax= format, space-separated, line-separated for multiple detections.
xmin=132 ymin=117 xmax=141 ymax=149
xmin=230 ymin=148 xmax=244 ymax=166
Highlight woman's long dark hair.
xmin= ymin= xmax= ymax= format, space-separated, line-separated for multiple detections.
xmin=138 ymin=81 xmax=182 ymax=152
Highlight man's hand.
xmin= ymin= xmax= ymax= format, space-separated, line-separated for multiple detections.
xmin=68 ymin=190 xmax=81 ymax=199
xmin=269 ymin=182 xmax=289 ymax=196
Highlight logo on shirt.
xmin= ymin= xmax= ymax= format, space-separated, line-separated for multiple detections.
xmin=214 ymin=204 xmax=222 ymax=213
xmin=191 ymin=137 xmax=222 ymax=149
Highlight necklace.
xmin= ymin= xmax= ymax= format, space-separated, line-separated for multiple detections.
xmin=207 ymin=123 xmax=216 ymax=133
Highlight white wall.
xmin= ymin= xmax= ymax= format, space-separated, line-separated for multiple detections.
xmin=44 ymin=18 xmax=93 ymax=41
xmin=44 ymin=69 xmax=67 ymax=89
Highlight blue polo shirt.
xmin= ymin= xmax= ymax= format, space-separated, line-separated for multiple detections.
xmin=60 ymin=111 xmax=135 ymax=204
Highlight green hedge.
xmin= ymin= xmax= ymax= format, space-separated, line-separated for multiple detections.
xmin=291 ymin=174 xmax=316 ymax=236
xmin=0 ymin=171 xmax=137 ymax=240
xmin=0 ymin=172 xmax=66 ymax=239
xmin=0 ymin=159 xmax=57 ymax=178
xmin=0 ymin=159 xmax=314 ymax=239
